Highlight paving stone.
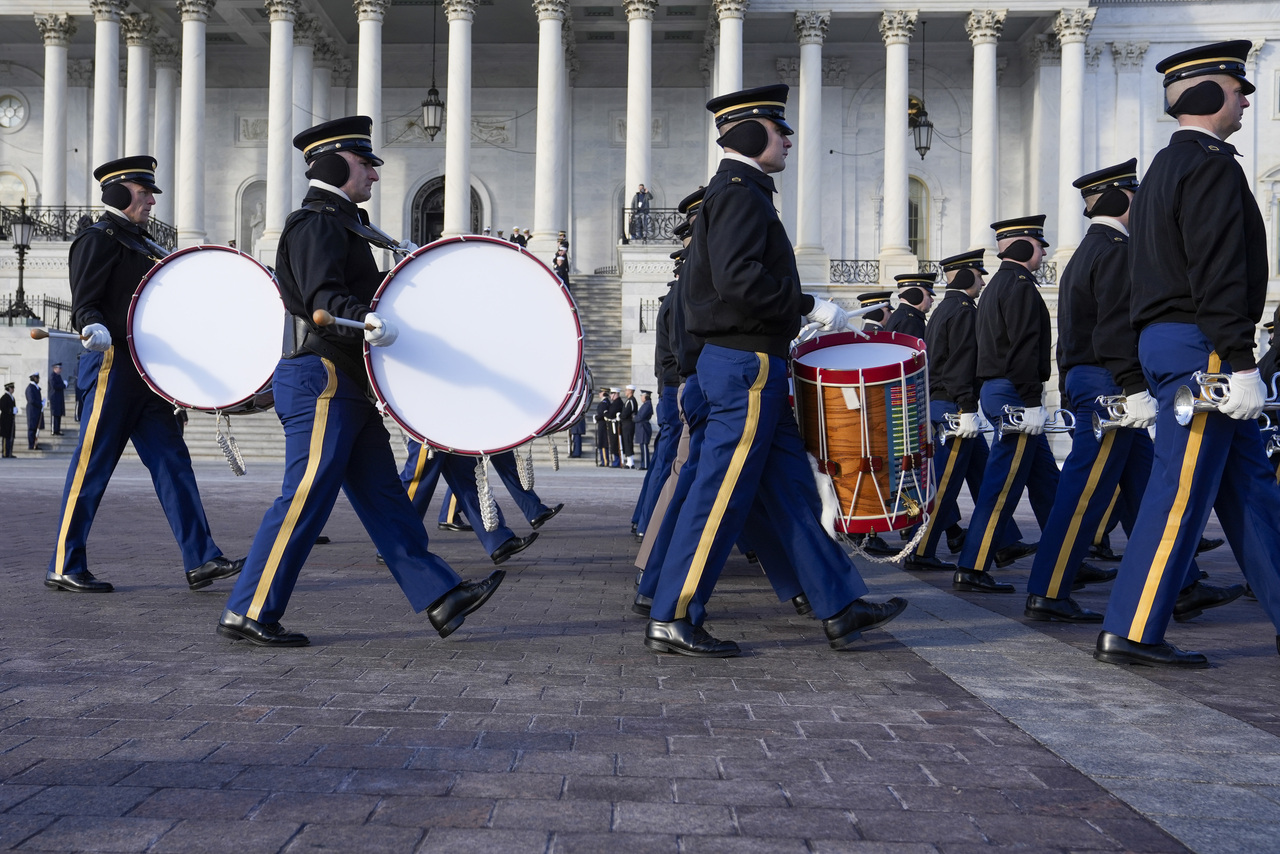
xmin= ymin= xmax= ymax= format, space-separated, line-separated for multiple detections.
xmin=7 ymin=784 xmax=152 ymax=817
xmin=128 ymin=787 xmax=268 ymax=820
xmin=15 ymin=815 xmax=174 ymax=852
xmin=148 ymin=819 xmax=302 ymax=854
xmin=612 ymin=801 xmax=737 ymax=835
xmin=370 ymin=795 xmax=496 ymax=828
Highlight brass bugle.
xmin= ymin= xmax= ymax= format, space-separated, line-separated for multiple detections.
xmin=1091 ymin=394 xmax=1129 ymax=440
xmin=995 ymin=405 xmax=1075 ymax=441
xmin=1173 ymin=371 xmax=1280 ymax=426
xmin=935 ymin=412 xmax=994 ymax=446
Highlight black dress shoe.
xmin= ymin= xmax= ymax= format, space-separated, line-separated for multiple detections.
xmin=1071 ymin=562 xmax=1118 ymax=590
xmin=634 ymin=570 xmax=643 ymax=589
xmin=186 ymin=556 xmax=245 ymax=591
xmin=491 ymin=533 xmax=538 ymax=565
xmin=823 ymin=597 xmax=908 ymax=650
xmin=993 ymin=541 xmax=1037 ymax=568
xmin=427 ymin=570 xmax=505 ymax=638
xmin=645 ymin=618 xmax=740 ymax=657
xmin=44 ymin=570 xmax=114 ymax=593
xmin=631 ymin=522 xmax=638 ymax=535
xmin=375 ymin=553 xmax=386 ymax=565
xmin=903 ymin=554 xmax=956 ymax=572
xmin=217 ymin=610 xmax=309 ymax=647
xmin=946 ymin=526 xmax=967 ymax=554
xmin=792 ymin=594 xmax=813 ymax=617
xmin=1093 ymin=630 xmax=1209 ymax=669
xmin=744 ymin=550 xmax=759 ymax=564
xmin=952 ymin=568 xmax=1015 ymax=594
xmin=1088 ymin=543 xmax=1122 ymax=562
xmin=1024 ymin=594 xmax=1103 ymax=623
xmin=438 ymin=521 xmax=473 ymax=533
xmin=1246 ymin=584 xmax=1257 ymax=601
xmin=860 ymin=534 xmax=898 ymax=557
xmin=531 ymin=503 xmax=564 ymax=530
xmin=1196 ymin=536 xmax=1225 ymax=555
xmin=314 ymin=535 xmax=331 ymax=545
xmin=1173 ymin=581 xmax=1244 ymax=623
xmin=632 ymin=593 xmax=652 ymax=617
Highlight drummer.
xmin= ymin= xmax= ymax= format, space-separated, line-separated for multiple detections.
xmin=46 ymin=156 xmax=244 ymax=594
xmin=218 ymin=116 xmax=504 ymax=647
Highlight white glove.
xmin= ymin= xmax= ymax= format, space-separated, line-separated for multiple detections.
xmin=81 ymin=323 xmax=111 ymax=352
xmin=1118 ymin=390 xmax=1158 ymax=429
xmin=955 ymin=412 xmax=980 ymax=439
xmin=1220 ymin=368 xmax=1267 ymax=420
xmin=398 ymin=239 xmax=419 ymax=254
xmin=1020 ymin=405 xmax=1048 ymax=435
xmin=807 ymin=297 xmax=849 ymax=332
xmin=363 ymin=312 xmax=398 ymax=347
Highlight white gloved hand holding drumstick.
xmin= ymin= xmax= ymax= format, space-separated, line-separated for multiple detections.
xmin=81 ymin=323 xmax=111 ymax=353
xmin=312 ymin=309 xmax=398 ymax=347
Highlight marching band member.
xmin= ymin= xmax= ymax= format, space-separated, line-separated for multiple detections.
xmin=47 ymin=156 xmax=243 ymax=594
xmin=884 ymin=272 xmax=936 ymax=340
xmin=1096 ymin=42 xmax=1280 ymax=667
xmin=857 ymin=291 xmax=892 ymax=334
xmin=218 ymin=116 xmax=503 ymax=647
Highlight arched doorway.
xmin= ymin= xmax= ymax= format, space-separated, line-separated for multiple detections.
xmin=411 ymin=177 xmax=483 ymax=244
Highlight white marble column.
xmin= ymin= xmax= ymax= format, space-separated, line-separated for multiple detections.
xmin=121 ymin=13 xmax=156 ymax=157
xmin=177 ymin=0 xmax=213 ymax=247
xmin=1241 ymin=40 xmax=1265 ymax=197
xmin=331 ymin=59 xmax=353 ymax=119
xmin=68 ymin=60 xmax=95 ymax=207
xmin=560 ymin=27 xmax=576 ymax=246
xmin=702 ymin=19 xmax=720 ymax=177
xmin=967 ymin=9 xmax=1004 ymax=251
xmin=1109 ymin=42 xmax=1147 ymax=167
xmin=355 ymin=0 xmax=388 ymax=225
xmin=259 ymin=0 xmax=297 ymax=261
xmin=292 ymin=13 xmax=317 ymax=208
xmin=530 ymin=0 xmax=568 ymax=256
xmin=879 ymin=10 xmax=917 ymax=280
xmin=90 ymin=0 xmax=124 ymax=170
xmin=152 ymin=38 xmax=179 ymax=224
xmin=442 ymin=0 xmax=477 ymax=237
xmin=714 ymin=0 xmax=746 ymax=94
xmin=624 ymin=0 xmax=657 ymax=204
xmin=794 ymin=10 xmax=829 ymax=280
xmin=1053 ymin=7 xmax=1095 ymax=265
xmin=312 ymin=38 xmax=336 ymax=124
xmin=35 ymin=14 xmax=75 ymax=209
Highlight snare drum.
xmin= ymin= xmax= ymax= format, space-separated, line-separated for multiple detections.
xmin=128 ymin=245 xmax=286 ymax=413
xmin=366 ymin=236 xmax=586 ymax=455
xmin=791 ymin=330 xmax=934 ymax=534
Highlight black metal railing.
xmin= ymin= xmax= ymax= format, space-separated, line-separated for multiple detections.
xmin=593 ymin=265 xmax=619 ymax=276
xmin=917 ymin=260 xmax=944 ymax=277
xmin=1 ymin=294 xmax=75 ymax=330
xmin=1035 ymin=261 xmax=1058 ymax=288
xmin=619 ymin=207 xmax=683 ymax=245
xmin=0 ymin=205 xmax=176 ymax=251
xmin=639 ymin=298 xmax=660 ymax=333
xmin=830 ymin=259 xmax=881 ymax=284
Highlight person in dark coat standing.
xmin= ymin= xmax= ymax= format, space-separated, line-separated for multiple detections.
xmin=0 ymin=382 xmax=15 ymax=458
xmin=884 ymin=273 xmax=935 ymax=341
xmin=25 ymin=373 xmax=42 ymax=451
xmin=620 ymin=385 xmax=639 ymax=467
xmin=634 ymin=390 xmax=654 ymax=470
xmin=49 ymin=363 xmax=66 ymax=435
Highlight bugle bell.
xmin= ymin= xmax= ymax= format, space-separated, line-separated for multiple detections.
xmin=1173 ymin=372 xmax=1280 ymax=427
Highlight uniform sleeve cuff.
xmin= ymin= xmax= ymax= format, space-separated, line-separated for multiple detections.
xmin=800 ymin=294 xmax=815 ymax=315
xmin=1228 ymin=351 xmax=1257 ymax=371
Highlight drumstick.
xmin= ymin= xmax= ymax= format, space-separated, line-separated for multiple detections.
xmin=30 ymin=329 xmax=88 ymax=341
xmin=312 ymin=309 xmax=374 ymax=331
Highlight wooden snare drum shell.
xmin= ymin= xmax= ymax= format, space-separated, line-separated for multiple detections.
xmin=791 ymin=331 xmax=934 ymax=534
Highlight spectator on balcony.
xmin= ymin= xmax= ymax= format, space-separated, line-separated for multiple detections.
xmin=512 ymin=228 xmax=527 ymax=248
xmin=630 ymin=184 xmax=653 ymax=241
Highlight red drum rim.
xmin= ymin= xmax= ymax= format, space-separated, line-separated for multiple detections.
xmin=366 ymin=235 xmax=585 ymax=456
xmin=790 ymin=330 xmax=926 ymax=384
xmin=128 ymin=244 xmax=283 ymax=412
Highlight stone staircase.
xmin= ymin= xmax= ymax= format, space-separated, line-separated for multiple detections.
xmin=572 ymin=273 xmax=631 ymax=394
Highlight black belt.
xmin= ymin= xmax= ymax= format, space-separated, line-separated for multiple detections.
xmin=283 ymin=315 xmax=369 ymax=389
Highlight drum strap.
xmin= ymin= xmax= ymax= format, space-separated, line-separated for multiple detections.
xmin=92 ymin=220 xmax=169 ymax=262
xmin=300 ymin=200 xmax=400 ymax=254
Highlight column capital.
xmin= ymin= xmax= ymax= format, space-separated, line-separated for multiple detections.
xmin=1053 ymin=8 xmax=1095 ymax=46
xmin=1030 ymin=33 xmax=1060 ymax=67
xmin=266 ymin=0 xmax=300 ymax=23
xmin=69 ymin=58 xmax=94 ymax=85
xmin=623 ymin=0 xmax=658 ymax=23
xmin=353 ymin=0 xmax=389 ymax=23
xmin=823 ymin=57 xmax=849 ymax=86
xmin=1248 ymin=39 xmax=1265 ymax=66
xmin=794 ymin=11 xmax=829 ymax=47
xmin=122 ymin=13 xmax=158 ymax=47
xmin=1085 ymin=42 xmax=1101 ymax=70
xmin=331 ymin=57 xmax=352 ymax=86
xmin=90 ymin=0 xmax=125 ymax=24
xmin=34 ymin=13 xmax=77 ymax=47
xmin=177 ymin=0 xmax=216 ymax=24
xmin=879 ymin=10 xmax=917 ymax=46
xmin=532 ymin=0 xmax=568 ymax=23
xmin=313 ymin=36 xmax=341 ymax=68
xmin=445 ymin=0 xmax=478 ymax=23
xmin=294 ymin=13 xmax=321 ymax=46
xmin=712 ymin=0 xmax=747 ymax=22
xmin=965 ymin=8 xmax=1006 ymax=46
xmin=153 ymin=36 xmax=181 ymax=69
xmin=1109 ymin=40 xmax=1148 ymax=69
xmin=776 ymin=57 xmax=798 ymax=86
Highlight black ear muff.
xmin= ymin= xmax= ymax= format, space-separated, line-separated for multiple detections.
xmin=899 ymin=287 xmax=925 ymax=307
xmin=1166 ymin=79 xmax=1226 ymax=117
xmin=998 ymin=238 xmax=1035 ymax=262
xmin=951 ymin=268 xmax=975 ymax=290
xmin=102 ymin=183 xmax=133 ymax=209
xmin=716 ymin=120 xmax=769 ymax=157
xmin=305 ymin=152 xmax=350 ymax=187
xmin=1088 ymin=187 xmax=1131 ymax=218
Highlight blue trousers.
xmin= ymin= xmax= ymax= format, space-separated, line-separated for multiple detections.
xmin=1102 ymin=324 xmax=1280 ymax=642
xmin=400 ymin=441 xmax=516 ymax=554
xmin=49 ymin=346 xmax=221 ymax=577
xmin=225 ymin=356 xmax=461 ymax=623
xmin=633 ymin=385 xmax=680 ymax=532
xmin=649 ymin=346 xmax=867 ymax=624
xmin=957 ymin=379 xmax=1059 ymax=572
xmin=438 ymin=450 xmax=548 ymax=528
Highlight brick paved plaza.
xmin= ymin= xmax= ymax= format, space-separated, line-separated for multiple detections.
xmin=0 ymin=455 xmax=1276 ymax=852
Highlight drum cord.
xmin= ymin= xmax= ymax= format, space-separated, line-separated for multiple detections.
xmin=517 ymin=443 xmax=535 ymax=491
xmin=841 ymin=514 xmax=930 ymax=564
xmin=214 ymin=412 xmax=247 ymax=477
xmin=475 ymin=455 xmax=500 ymax=532
xmin=548 ymin=435 xmax=560 ymax=471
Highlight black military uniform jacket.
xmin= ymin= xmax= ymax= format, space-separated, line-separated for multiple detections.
xmin=1056 ymin=221 xmax=1145 ymax=395
xmin=924 ymin=290 xmax=980 ymax=413
xmin=1259 ymin=344 xmax=1280 ymax=389
xmin=682 ymin=159 xmax=814 ymax=359
xmin=0 ymin=390 xmax=15 ymax=434
xmin=654 ymin=289 xmax=680 ymax=386
xmin=621 ymin=395 xmax=638 ymax=424
xmin=976 ymin=259 xmax=1052 ymax=405
xmin=277 ymin=187 xmax=382 ymax=375
xmin=885 ymin=303 xmax=927 ymax=340
xmin=69 ymin=210 xmax=163 ymax=344
xmin=1129 ymin=129 xmax=1268 ymax=369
